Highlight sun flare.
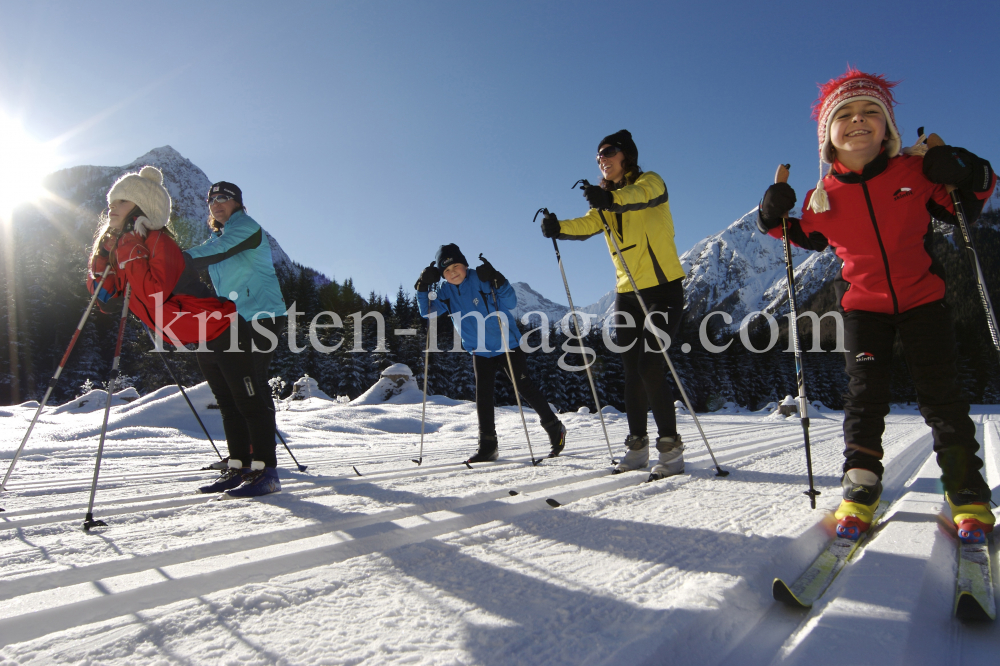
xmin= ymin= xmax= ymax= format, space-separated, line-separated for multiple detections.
xmin=0 ymin=113 xmax=59 ymax=219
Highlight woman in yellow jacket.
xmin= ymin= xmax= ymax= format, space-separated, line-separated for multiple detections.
xmin=541 ymin=129 xmax=686 ymax=477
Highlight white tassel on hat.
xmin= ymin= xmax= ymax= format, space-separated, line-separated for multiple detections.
xmin=807 ymin=167 xmax=830 ymax=214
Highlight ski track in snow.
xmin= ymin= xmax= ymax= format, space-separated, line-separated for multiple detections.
xmin=0 ymin=389 xmax=997 ymax=665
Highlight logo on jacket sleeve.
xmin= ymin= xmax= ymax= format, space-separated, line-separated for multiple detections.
xmin=473 ymin=297 xmax=479 ymax=305
xmin=855 ymin=352 xmax=876 ymax=363
xmin=892 ymin=187 xmax=913 ymax=201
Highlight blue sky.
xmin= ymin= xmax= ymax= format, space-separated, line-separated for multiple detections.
xmin=2 ymin=0 xmax=998 ymax=307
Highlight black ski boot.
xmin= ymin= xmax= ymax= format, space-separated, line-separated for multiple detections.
xmin=467 ymin=435 xmax=499 ymax=463
xmin=542 ymin=419 xmax=567 ymax=458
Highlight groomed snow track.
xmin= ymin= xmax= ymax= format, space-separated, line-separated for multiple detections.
xmin=1 ymin=401 xmax=997 ymax=664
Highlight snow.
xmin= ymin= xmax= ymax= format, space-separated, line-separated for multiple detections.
xmin=51 ymin=387 xmax=141 ymax=415
xmin=286 ymin=376 xmax=331 ymax=403
xmin=1 ymin=386 xmax=998 ymax=664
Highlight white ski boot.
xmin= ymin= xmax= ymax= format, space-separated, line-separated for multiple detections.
xmin=648 ymin=435 xmax=684 ymax=481
xmin=613 ymin=434 xmax=649 ymax=474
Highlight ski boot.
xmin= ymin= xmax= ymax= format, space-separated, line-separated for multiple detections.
xmin=946 ymin=486 xmax=995 ymax=544
xmin=648 ymin=435 xmax=684 ymax=481
xmin=542 ymin=419 xmax=567 ymax=458
xmin=834 ymin=468 xmax=882 ymax=540
xmin=467 ymin=435 xmax=499 ymax=463
xmin=225 ymin=461 xmax=281 ymax=498
xmin=199 ymin=459 xmax=247 ymax=494
xmin=613 ymin=434 xmax=649 ymax=474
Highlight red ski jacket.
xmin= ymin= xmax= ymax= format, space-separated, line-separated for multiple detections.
xmin=89 ymin=228 xmax=236 ymax=345
xmin=769 ymin=151 xmax=996 ymax=314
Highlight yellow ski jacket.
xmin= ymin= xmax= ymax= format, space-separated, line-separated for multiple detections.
xmin=557 ymin=171 xmax=685 ymax=293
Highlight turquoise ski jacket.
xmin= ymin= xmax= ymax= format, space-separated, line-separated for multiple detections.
xmin=183 ymin=210 xmax=287 ymax=320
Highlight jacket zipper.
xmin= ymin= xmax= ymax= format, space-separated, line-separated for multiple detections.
xmin=861 ymin=180 xmax=899 ymax=314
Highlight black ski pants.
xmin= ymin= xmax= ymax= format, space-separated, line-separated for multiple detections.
xmin=197 ymin=316 xmax=277 ymax=468
xmin=842 ymin=300 xmax=986 ymax=492
xmin=473 ymin=348 xmax=556 ymax=438
xmin=615 ymin=278 xmax=684 ymax=439
xmin=249 ymin=315 xmax=287 ymax=413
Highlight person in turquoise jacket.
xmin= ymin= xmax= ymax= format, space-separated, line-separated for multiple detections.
xmin=415 ymin=243 xmax=566 ymax=463
xmin=183 ymin=181 xmax=287 ymax=467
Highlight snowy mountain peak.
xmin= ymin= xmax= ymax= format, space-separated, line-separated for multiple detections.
xmin=122 ymin=145 xmax=212 ymax=225
xmin=512 ymin=281 xmax=617 ymax=329
xmin=680 ymin=208 xmax=841 ymax=330
xmin=512 ymin=281 xmax=568 ymax=323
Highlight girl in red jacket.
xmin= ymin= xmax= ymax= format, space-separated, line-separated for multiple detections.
xmin=89 ymin=166 xmax=280 ymax=498
xmin=757 ymin=68 xmax=996 ymax=542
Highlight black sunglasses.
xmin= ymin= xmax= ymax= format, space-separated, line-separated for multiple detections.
xmin=597 ymin=145 xmax=622 ymax=160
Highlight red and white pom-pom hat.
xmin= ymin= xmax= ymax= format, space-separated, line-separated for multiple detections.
xmin=807 ymin=67 xmax=901 ymax=213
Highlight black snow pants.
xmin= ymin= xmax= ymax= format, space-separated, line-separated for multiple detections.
xmin=249 ymin=315 xmax=287 ymax=413
xmin=198 ymin=316 xmax=278 ymax=468
xmin=614 ymin=278 xmax=684 ymax=440
xmin=842 ymin=300 xmax=987 ymax=493
xmin=473 ymin=348 xmax=557 ymax=437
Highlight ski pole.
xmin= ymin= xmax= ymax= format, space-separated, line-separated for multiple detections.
xmin=572 ymin=180 xmax=729 ymax=477
xmin=83 ymin=283 xmax=132 ymax=531
xmin=413 ymin=299 xmax=436 ymax=466
xmin=925 ymin=131 xmax=1000 ymax=369
xmin=774 ymin=164 xmax=820 ymax=508
xmin=534 ymin=207 xmax=617 ymax=466
xmin=1 ymin=265 xmax=113 ymax=504
xmin=275 ymin=429 xmax=307 ymax=471
xmin=142 ymin=325 xmax=223 ymax=461
xmin=481 ymin=255 xmax=540 ymax=466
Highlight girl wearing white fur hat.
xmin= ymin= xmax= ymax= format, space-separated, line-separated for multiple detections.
xmin=88 ymin=166 xmax=281 ymax=498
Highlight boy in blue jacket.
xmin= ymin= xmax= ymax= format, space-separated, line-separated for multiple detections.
xmin=416 ymin=244 xmax=567 ymax=463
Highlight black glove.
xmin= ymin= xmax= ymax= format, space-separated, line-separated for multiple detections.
xmin=475 ymin=259 xmax=507 ymax=287
xmin=583 ymin=184 xmax=613 ymax=210
xmin=414 ymin=262 xmax=440 ymax=292
xmin=541 ymin=211 xmax=561 ymax=238
xmin=923 ymin=145 xmax=994 ymax=192
xmin=758 ymin=182 xmax=797 ymax=230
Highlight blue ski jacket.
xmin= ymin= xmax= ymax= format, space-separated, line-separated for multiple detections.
xmin=183 ymin=210 xmax=287 ymax=321
xmin=417 ymin=272 xmax=521 ymax=358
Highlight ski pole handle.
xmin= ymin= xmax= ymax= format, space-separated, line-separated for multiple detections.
xmin=775 ymin=164 xmax=790 ymax=185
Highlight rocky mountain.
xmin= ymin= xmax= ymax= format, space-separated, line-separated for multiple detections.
xmin=680 ymin=208 xmax=842 ymax=332
xmin=33 ymin=145 xmax=326 ymax=286
xmin=512 ymin=282 xmax=616 ymax=332
xmin=38 ymin=145 xmax=214 ymax=247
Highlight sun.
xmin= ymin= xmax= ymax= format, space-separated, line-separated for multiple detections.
xmin=0 ymin=113 xmax=59 ymax=220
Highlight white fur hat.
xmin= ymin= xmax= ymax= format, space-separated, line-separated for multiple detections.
xmin=106 ymin=166 xmax=171 ymax=232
